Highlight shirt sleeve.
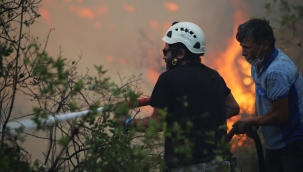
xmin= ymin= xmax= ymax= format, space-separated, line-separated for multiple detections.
xmin=224 ymin=83 xmax=231 ymax=97
xmin=220 ymin=75 xmax=231 ymax=97
xmin=266 ymin=71 xmax=291 ymax=101
xmin=149 ymin=73 xmax=174 ymax=109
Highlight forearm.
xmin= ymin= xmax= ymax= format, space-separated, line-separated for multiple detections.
xmin=235 ymin=99 xmax=289 ymax=134
xmin=248 ymin=111 xmax=288 ymax=126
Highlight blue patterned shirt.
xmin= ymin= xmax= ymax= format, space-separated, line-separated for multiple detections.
xmin=252 ymin=48 xmax=303 ymax=150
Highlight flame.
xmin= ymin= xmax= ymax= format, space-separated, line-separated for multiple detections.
xmin=212 ymin=2 xmax=255 ymax=116
xmin=212 ymin=9 xmax=255 ymax=116
xmin=163 ymin=2 xmax=179 ymax=12
xmin=69 ymin=6 xmax=95 ymax=19
xmin=106 ymin=54 xmax=114 ymax=62
xmin=210 ymin=0 xmax=255 ymax=147
xmin=69 ymin=5 xmax=109 ymax=20
xmin=122 ymin=3 xmax=135 ymax=13
xmin=150 ymin=19 xmax=160 ymax=30
xmin=39 ymin=8 xmax=52 ymax=26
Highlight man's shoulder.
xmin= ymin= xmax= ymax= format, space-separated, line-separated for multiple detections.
xmin=269 ymin=50 xmax=297 ymax=73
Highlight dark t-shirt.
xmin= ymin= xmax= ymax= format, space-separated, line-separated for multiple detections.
xmin=149 ymin=62 xmax=231 ymax=168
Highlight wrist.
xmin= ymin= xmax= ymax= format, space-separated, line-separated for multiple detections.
xmin=249 ymin=116 xmax=259 ymax=125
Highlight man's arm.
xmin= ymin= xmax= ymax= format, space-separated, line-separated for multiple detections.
xmin=235 ymin=98 xmax=289 ymax=133
xmin=127 ymin=107 xmax=164 ymax=132
xmin=245 ymin=101 xmax=259 ymax=137
xmin=225 ymin=93 xmax=240 ymax=119
xmin=250 ymin=98 xmax=289 ymax=125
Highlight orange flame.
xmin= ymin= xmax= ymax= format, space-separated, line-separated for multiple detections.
xmin=163 ymin=2 xmax=179 ymax=12
xmin=106 ymin=54 xmax=114 ymax=63
xmin=212 ymin=9 xmax=255 ymax=115
xmin=122 ymin=3 xmax=135 ymax=13
xmin=150 ymin=19 xmax=160 ymax=30
xmin=69 ymin=6 xmax=95 ymax=19
xmin=210 ymin=0 xmax=255 ymax=147
xmin=39 ymin=8 xmax=52 ymax=26
xmin=69 ymin=5 xmax=109 ymax=20
xmin=212 ymin=3 xmax=255 ymax=114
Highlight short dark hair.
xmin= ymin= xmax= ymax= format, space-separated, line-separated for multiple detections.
xmin=236 ymin=18 xmax=276 ymax=47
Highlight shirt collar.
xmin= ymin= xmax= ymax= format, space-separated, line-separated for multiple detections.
xmin=262 ymin=48 xmax=279 ymax=70
xmin=253 ymin=48 xmax=279 ymax=75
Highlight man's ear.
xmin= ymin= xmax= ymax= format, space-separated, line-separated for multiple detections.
xmin=263 ymin=40 xmax=270 ymax=50
xmin=177 ymin=48 xmax=185 ymax=59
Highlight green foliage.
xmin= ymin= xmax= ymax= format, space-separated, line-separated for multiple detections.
xmin=57 ymin=136 xmax=69 ymax=147
xmin=265 ymin=0 xmax=303 ymax=35
xmin=0 ymin=142 xmax=36 ymax=172
xmin=0 ymin=41 xmax=14 ymax=77
xmin=263 ymin=0 xmax=303 ymax=66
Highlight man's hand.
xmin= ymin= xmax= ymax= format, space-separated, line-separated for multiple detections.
xmin=233 ymin=118 xmax=253 ymax=134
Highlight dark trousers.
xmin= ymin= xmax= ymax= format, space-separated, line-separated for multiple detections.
xmin=265 ymin=140 xmax=303 ymax=172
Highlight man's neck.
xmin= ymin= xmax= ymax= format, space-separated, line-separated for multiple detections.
xmin=180 ymin=60 xmax=189 ymax=66
xmin=257 ymin=47 xmax=273 ymax=72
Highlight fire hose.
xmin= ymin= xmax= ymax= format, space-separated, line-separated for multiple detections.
xmin=227 ymin=124 xmax=265 ymax=172
xmin=1 ymin=97 xmax=150 ymax=135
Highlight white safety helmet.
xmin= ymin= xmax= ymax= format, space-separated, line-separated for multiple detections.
xmin=162 ymin=22 xmax=206 ymax=54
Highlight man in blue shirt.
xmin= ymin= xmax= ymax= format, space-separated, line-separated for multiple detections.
xmin=234 ymin=18 xmax=303 ymax=172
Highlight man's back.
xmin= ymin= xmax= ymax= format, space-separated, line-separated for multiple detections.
xmin=150 ymin=62 xmax=231 ymax=168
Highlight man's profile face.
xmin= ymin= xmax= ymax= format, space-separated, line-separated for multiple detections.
xmin=162 ymin=43 xmax=172 ymax=64
xmin=239 ymin=37 xmax=262 ymax=62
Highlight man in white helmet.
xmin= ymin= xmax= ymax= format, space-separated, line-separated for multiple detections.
xmin=121 ymin=21 xmax=240 ymax=171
